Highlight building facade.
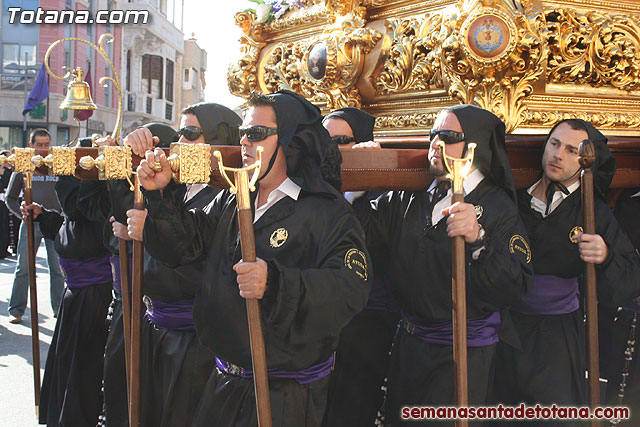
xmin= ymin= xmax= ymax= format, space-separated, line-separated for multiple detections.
xmin=0 ymin=0 xmax=202 ymax=149
xmin=179 ymin=34 xmax=206 ymax=114
xmin=120 ymin=0 xmax=185 ymax=135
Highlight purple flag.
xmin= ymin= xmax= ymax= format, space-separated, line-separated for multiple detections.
xmin=22 ymin=63 xmax=49 ymax=116
xmin=74 ymin=63 xmax=94 ymax=121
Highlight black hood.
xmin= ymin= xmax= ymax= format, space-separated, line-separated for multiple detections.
xmin=267 ymin=90 xmax=338 ymax=195
xmin=544 ymin=119 xmax=616 ymax=197
xmin=78 ymin=137 xmax=94 ymax=148
xmin=142 ymin=122 xmax=178 ymax=148
xmin=323 ymin=107 xmax=375 ymax=142
xmin=448 ymin=104 xmax=516 ymax=201
xmin=189 ymin=102 xmax=242 ymax=145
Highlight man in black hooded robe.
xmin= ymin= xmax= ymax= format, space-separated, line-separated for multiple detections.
xmin=136 ymin=90 xmax=370 ymax=427
xmin=492 ymin=119 xmax=640 ymax=421
xmin=601 ymin=188 xmax=640 ymax=425
xmin=76 ymin=122 xmax=178 ymax=427
xmin=124 ymin=103 xmax=242 ymax=427
xmin=29 ymin=137 xmax=113 ymax=427
xmin=322 ymin=107 xmax=400 ymax=427
xmin=351 ymin=105 xmax=533 ymax=426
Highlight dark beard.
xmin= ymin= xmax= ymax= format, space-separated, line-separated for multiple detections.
xmin=428 ymin=161 xmax=447 ymax=177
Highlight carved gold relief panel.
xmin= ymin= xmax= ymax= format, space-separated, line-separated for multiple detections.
xmin=371 ymin=13 xmax=444 ymax=95
xmin=439 ymin=0 xmax=547 ymax=132
xmin=545 ymin=8 xmax=640 ymax=92
xmin=256 ymin=10 xmax=381 ymax=110
xmin=228 ymin=0 xmax=640 ymax=134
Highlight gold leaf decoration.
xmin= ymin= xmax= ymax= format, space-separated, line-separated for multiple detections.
xmin=227 ymin=34 xmax=265 ymax=99
xmin=524 ymin=109 xmax=640 ymax=129
xmin=546 ymin=9 xmax=640 ymax=91
xmin=266 ymin=2 xmax=330 ymax=32
xmin=441 ymin=1 xmax=547 ymax=132
xmin=373 ymin=14 xmax=444 ymax=95
xmin=375 ymin=112 xmax=439 ymax=129
xmin=261 ymin=15 xmax=381 ymax=110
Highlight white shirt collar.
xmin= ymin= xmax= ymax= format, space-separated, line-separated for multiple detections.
xmin=527 ymin=178 xmax=580 ymax=217
xmin=184 ymin=183 xmax=208 ymax=202
xmin=632 ymin=190 xmax=640 ymax=198
xmin=430 ymin=168 xmax=485 ymax=225
xmin=254 ymin=177 xmax=301 ymax=223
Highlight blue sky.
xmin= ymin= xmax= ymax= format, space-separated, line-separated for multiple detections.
xmin=184 ymin=1 xmax=255 ymax=109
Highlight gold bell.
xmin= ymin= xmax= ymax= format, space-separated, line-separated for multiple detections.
xmin=60 ymin=67 xmax=97 ymax=111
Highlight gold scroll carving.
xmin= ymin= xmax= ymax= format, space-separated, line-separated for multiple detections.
xmin=228 ymin=0 xmax=640 ymax=135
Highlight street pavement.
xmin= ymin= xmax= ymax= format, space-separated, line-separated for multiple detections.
xmin=0 ymin=242 xmax=59 ymax=427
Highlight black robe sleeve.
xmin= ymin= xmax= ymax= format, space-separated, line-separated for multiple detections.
xmin=55 ymin=176 xmax=83 ymax=221
xmin=143 ymin=181 xmax=221 ymax=267
xmin=593 ymin=199 xmax=640 ymax=308
xmin=466 ymin=198 xmax=533 ymax=312
xmin=36 ymin=209 xmax=64 ymax=241
xmin=352 ymin=190 xmax=401 ymax=258
xmin=77 ymin=180 xmax=110 ymax=223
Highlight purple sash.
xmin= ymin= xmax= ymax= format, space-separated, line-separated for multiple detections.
xmin=109 ymin=255 xmax=132 ymax=294
xmin=401 ymin=311 xmax=501 ymax=347
xmin=623 ymin=297 xmax=640 ymax=314
xmin=215 ymin=353 xmax=335 ymax=385
xmin=59 ymin=254 xmax=112 ymax=288
xmin=514 ymin=274 xmax=579 ymax=315
xmin=144 ymin=296 xmax=195 ymax=331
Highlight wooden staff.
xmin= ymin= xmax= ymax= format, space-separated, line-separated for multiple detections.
xmin=215 ymin=148 xmax=272 ymax=427
xmin=439 ymin=141 xmax=477 ymax=427
xmin=128 ymin=176 xmax=144 ymax=427
xmin=118 ymin=237 xmax=132 ymax=400
xmin=24 ymin=171 xmax=41 ymax=416
xmin=451 ymin=187 xmax=468 ymax=425
xmin=579 ymin=139 xmax=600 ymax=426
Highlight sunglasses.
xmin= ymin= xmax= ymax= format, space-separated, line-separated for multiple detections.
xmin=331 ymin=135 xmax=356 ymax=145
xmin=239 ymin=125 xmax=278 ymax=142
xmin=177 ymin=126 xmax=204 ymax=142
xmin=429 ymin=129 xmax=465 ymax=145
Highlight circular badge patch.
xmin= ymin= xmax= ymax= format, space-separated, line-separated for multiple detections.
xmin=270 ymin=228 xmax=288 ymax=248
xmin=344 ymin=248 xmax=368 ymax=281
xmin=569 ymin=226 xmax=584 ymax=244
xmin=509 ymin=235 xmax=532 ymax=264
xmin=467 ymin=14 xmax=511 ymax=59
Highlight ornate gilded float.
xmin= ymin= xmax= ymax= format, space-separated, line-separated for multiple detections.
xmin=228 ymin=0 xmax=640 ymax=189
xmin=228 ymin=0 xmax=640 ymax=134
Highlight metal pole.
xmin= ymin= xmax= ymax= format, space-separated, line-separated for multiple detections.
xmin=45 ymin=73 xmax=50 ymax=130
xmin=23 ymin=52 xmax=28 ymax=147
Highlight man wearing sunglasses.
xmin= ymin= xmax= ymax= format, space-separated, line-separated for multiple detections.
xmin=123 ymin=104 xmax=242 ymax=427
xmin=321 ymin=107 xmax=400 ymax=427
xmin=350 ymin=105 xmax=533 ymax=425
xmin=136 ymin=90 xmax=370 ymax=427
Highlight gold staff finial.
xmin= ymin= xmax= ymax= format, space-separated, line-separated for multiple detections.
xmin=214 ymin=146 xmax=264 ymax=196
xmin=437 ymin=140 xmax=477 ymax=193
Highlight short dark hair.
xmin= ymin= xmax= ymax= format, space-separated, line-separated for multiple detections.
xmin=247 ymin=92 xmax=276 ymax=123
xmin=247 ymin=91 xmax=274 ymax=108
xmin=181 ymin=106 xmax=196 ymax=116
xmin=30 ymin=128 xmax=50 ymax=143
